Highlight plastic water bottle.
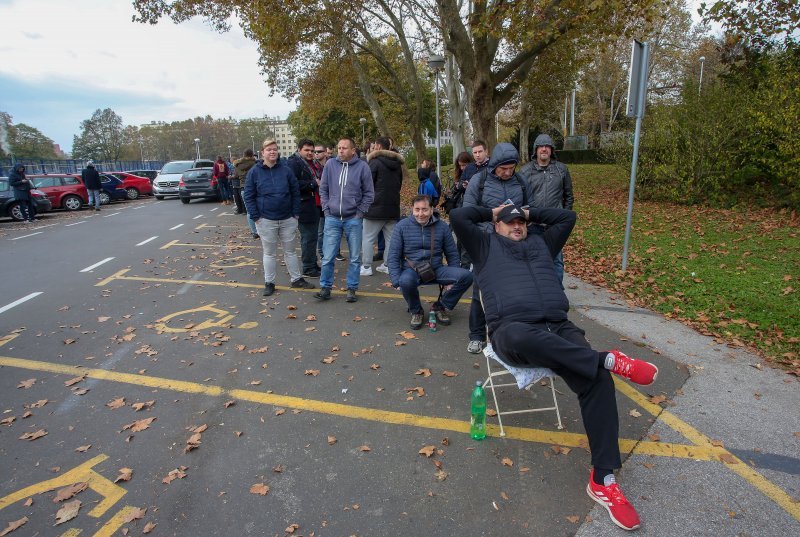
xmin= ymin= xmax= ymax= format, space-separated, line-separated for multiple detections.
xmin=470 ymin=381 xmax=486 ymax=440
xmin=428 ymin=310 xmax=437 ymax=332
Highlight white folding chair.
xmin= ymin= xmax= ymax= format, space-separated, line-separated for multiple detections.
xmin=478 ymin=291 xmax=563 ymax=436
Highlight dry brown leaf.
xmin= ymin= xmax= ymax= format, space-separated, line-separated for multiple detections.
xmin=115 ymin=468 xmax=133 ymax=483
xmin=287 ymin=305 xmax=297 ymax=310
xmin=143 ymin=521 xmax=156 ymax=534
xmin=286 ymin=313 xmax=297 ymax=319
xmin=0 ymin=517 xmax=28 ymax=537
xmin=418 ymin=445 xmax=435 ymax=457
xmin=53 ymin=482 xmax=88 ymax=503
xmin=305 ymin=314 xmax=317 ymax=321
xmin=19 ymin=429 xmax=47 ymax=441
xmin=285 ymin=523 xmax=300 ymax=534
xmin=249 ymin=380 xmax=262 ymax=385
xmin=629 ymin=409 xmax=642 ymax=418
xmin=500 ymin=491 xmax=510 ymax=501
xmin=405 ymin=387 xmax=425 ymax=397
xmin=184 ymin=433 xmax=202 ymax=453
xmin=394 ymin=341 xmax=407 ymax=346
xmin=0 ymin=416 xmax=15 ymax=426
xmin=370 ymin=363 xmax=380 ymax=370
xmin=398 ymin=331 xmax=417 ymax=339
xmin=71 ymin=388 xmax=89 ymax=396
xmin=106 ymin=397 xmax=125 ymax=409
xmin=273 ymin=464 xmax=284 ymax=473
xmin=122 ymin=417 xmax=156 ymax=433
xmin=415 ymin=368 xmax=432 ymax=377
xmin=327 ymin=435 xmax=337 ymax=445
xmin=566 ymin=515 xmax=580 ymax=524
xmin=162 ymin=468 xmax=187 ymax=484
xmin=435 ymin=469 xmax=448 ymax=481
xmin=75 ymin=444 xmax=91 ymax=453
xmin=54 ymin=499 xmax=81 ymax=525
xmin=358 ymin=445 xmax=371 ymax=452
xmin=304 ymin=369 xmax=320 ymax=376
xmin=501 ymin=457 xmax=514 ymax=467
xmin=250 ymin=483 xmax=270 ymax=496
xmin=719 ymin=453 xmax=739 ymax=464
xmin=131 ymin=400 xmax=154 ymax=412
xmin=321 ymin=356 xmax=336 ymax=364
xmin=97 ymin=316 xmax=111 ymax=322
xmin=486 ymin=408 xmax=497 ymax=417
xmin=17 ymin=379 xmax=35 ymax=389
xmin=341 ymin=331 xmax=350 ymax=336
xmin=442 ymin=371 xmax=458 ymax=377
xmin=122 ymin=507 xmax=146 ymax=524
xmin=304 ymin=326 xmax=317 ymax=332
xmin=63 ymin=338 xmax=76 ymax=345
xmin=29 ymin=399 xmax=48 ymax=408
xmin=224 ymin=400 xmax=236 ymax=408
xmin=353 ymin=316 xmax=363 ymax=322
xmin=64 ymin=376 xmax=84 ymax=387
xmin=649 ymin=394 xmax=667 ymax=405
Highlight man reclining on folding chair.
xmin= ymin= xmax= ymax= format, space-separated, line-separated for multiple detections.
xmin=387 ymin=195 xmax=473 ymax=329
xmin=450 ymin=202 xmax=658 ymax=531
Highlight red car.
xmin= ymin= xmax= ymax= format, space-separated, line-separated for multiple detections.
xmin=108 ymin=172 xmax=153 ymax=199
xmin=28 ymin=174 xmax=89 ymax=211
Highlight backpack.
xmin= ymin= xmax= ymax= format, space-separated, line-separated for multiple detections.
xmin=475 ymin=168 xmax=529 ymax=207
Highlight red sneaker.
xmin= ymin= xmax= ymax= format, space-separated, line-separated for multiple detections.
xmin=586 ymin=469 xmax=641 ymax=531
xmin=607 ymin=350 xmax=658 ymax=386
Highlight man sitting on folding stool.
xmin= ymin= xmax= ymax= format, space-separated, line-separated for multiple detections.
xmin=450 ymin=202 xmax=658 ymax=532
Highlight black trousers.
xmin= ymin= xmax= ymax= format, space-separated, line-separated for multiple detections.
xmin=232 ymin=187 xmax=245 ymax=214
xmin=490 ymin=319 xmax=621 ymax=470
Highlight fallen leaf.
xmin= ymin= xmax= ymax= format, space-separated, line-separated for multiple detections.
xmin=17 ymin=379 xmax=35 ymax=389
xmin=106 ymin=398 xmax=126 ymax=409
xmin=71 ymin=388 xmax=89 ymax=396
xmin=501 ymin=457 xmax=514 ymax=467
xmin=353 ymin=316 xmax=363 ymax=322
xmin=394 ymin=341 xmax=407 ymax=346
xmin=0 ymin=416 xmax=15 ymax=426
xmin=435 ymin=469 xmax=448 ymax=481
xmin=719 ymin=453 xmax=738 ymax=464
xmin=370 ymin=363 xmax=380 ymax=370
xmin=53 ymin=482 xmax=88 ymax=503
xmin=224 ymin=400 xmax=236 ymax=408
xmin=358 ymin=445 xmax=371 ymax=452
xmin=250 ymin=483 xmax=270 ymax=496
xmin=629 ymin=409 xmax=642 ymax=418
xmin=29 ymin=399 xmax=48 ymax=408
xmin=122 ymin=417 xmax=156 ymax=433
xmin=63 ymin=338 xmax=76 ymax=345
xmin=442 ymin=371 xmax=458 ymax=377
xmin=419 ymin=445 xmax=435 ymax=457
xmin=415 ymin=368 xmax=432 ymax=377
xmin=115 ymin=468 xmax=133 ymax=483
xmin=273 ymin=464 xmax=284 ymax=473
xmin=275 ymin=408 xmax=286 ymax=416
xmin=122 ymin=507 xmax=146 ymax=524
xmin=322 ymin=356 xmax=336 ymax=364
xmin=0 ymin=516 xmax=28 ymax=537
xmin=54 ymin=499 xmax=81 ymax=525
xmin=23 ymin=499 xmax=32 ymax=507
xmin=19 ymin=429 xmax=47 ymax=441
xmin=287 ymin=305 xmax=297 ymax=310
xmin=184 ymin=433 xmax=202 ymax=453
xmin=486 ymin=408 xmax=497 ymax=417
xmin=131 ymin=401 xmax=155 ymax=412
xmin=405 ymin=387 xmax=425 ymax=397
xmin=64 ymin=376 xmax=84 ymax=387
xmin=305 ymin=314 xmax=317 ymax=321
xmin=398 ymin=331 xmax=417 ymax=340
xmin=249 ymin=380 xmax=262 ymax=386
xmin=97 ymin=316 xmax=111 ymax=322
xmin=143 ymin=521 xmax=156 ymax=534
xmin=649 ymin=394 xmax=667 ymax=405
xmin=162 ymin=468 xmax=187 ymax=484
xmin=75 ymin=445 xmax=91 ymax=453
xmin=500 ymin=491 xmax=509 ymax=500
xmin=285 ymin=523 xmax=300 ymax=534
xmin=341 ymin=331 xmax=350 ymax=337
xmin=566 ymin=515 xmax=580 ymax=523
xmin=304 ymin=369 xmax=320 ymax=376
xmin=327 ymin=435 xmax=337 ymax=445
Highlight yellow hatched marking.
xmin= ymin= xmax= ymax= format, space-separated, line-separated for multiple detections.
xmin=0 ymin=333 xmax=19 ymax=347
xmin=60 ymin=529 xmax=82 ymax=536
xmin=93 ymin=505 xmax=143 ymax=537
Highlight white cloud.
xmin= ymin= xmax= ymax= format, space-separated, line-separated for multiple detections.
xmin=0 ymin=0 xmax=295 ymax=150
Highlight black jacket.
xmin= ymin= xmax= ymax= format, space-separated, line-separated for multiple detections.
xmin=9 ymin=166 xmax=30 ymax=200
xmin=287 ymin=153 xmax=319 ymax=223
xmin=450 ymin=205 xmax=576 ymax=335
xmin=82 ymin=166 xmax=102 ymax=190
xmin=365 ymin=149 xmax=404 ymax=220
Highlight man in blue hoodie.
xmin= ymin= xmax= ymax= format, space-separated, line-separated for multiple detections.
xmin=244 ymin=138 xmax=315 ymax=297
xmin=315 ymin=137 xmax=375 ymax=302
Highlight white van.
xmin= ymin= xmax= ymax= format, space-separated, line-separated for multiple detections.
xmin=153 ymin=159 xmax=214 ymax=199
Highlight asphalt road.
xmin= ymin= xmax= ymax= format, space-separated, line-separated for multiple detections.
xmin=0 ymin=199 xmax=795 ymax=536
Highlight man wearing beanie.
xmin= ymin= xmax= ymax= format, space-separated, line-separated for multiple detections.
xmin=462 ymin=142 xmax=532 ymax=354
xmin=82 ymin=160 xmax=102 ymax=211
xmin=451 ymin=201 xmax=658 ymax=531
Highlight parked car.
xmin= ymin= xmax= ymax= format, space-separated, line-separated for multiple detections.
xmin=27 ymin=174 xmax=88 ymax=211
xmin=108 ymin=172 xmax=153 ymax=199
xmin=153 ymin=159 xmax=214 ymax=200
xmin=98 ymin=174 xmax=129 ymax=204
xmin=178 ymin=168 xmax=220 ymax=203
xmin=124 ymin=169 xmax=158 ymax=183
xmin=0 ymin=177 xmax=53 ymax=221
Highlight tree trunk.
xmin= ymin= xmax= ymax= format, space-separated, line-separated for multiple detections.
xmin=347 ymin=47 xmax=390 ymax=137
xmin=519 ymin=107 xmax=532 ymax=164
xmin=445 ymin=55 xmax=467 ymax=156
xmin=465 ymin=70 xmax=497 ymax=148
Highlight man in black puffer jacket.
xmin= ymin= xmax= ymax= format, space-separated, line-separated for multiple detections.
xmin=451 ymin=203 xmax=658 ymax=532
xmin=287 ymin=138 xmax=322 ymax=278
xmin=361 ymin=137 xmax=403 ymax=276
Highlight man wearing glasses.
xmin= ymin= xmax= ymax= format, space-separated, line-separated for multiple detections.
xmin=244 ymin=138 xmax=315 ymax=296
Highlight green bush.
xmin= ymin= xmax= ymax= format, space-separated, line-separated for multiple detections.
xmin=405 ymin=145 xmax=454 ymax=171
xmin=557 ymin=149 xmax=602 ymax=164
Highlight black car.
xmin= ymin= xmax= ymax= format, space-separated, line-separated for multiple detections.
xmin=125 ymin=169 xmax=158 ymax=183
xmin=178 ymin=168 xmax=219 ymax=204
xmin=0 ymin=177 xmax=53 ymax=221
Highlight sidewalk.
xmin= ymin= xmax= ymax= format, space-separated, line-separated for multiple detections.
xmin=565 ymin=274 xmax=800 ymax=535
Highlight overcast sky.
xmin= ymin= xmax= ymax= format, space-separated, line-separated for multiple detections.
xmin=0 ymin=0 xmax=295 ymax=152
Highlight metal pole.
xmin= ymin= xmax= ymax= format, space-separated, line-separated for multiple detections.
xmin=227 ymin=145 xmax=232 ymax=160
xmin=563 ymin=96 xmax=568 ymax=137
xmin=435 ymin=74 xmax=441 ymax=175
xmin=698 ymin=56 xmax=705 ymax=95
xmin=622 ymin=42 xmax=649 ymax=272
xmin=570 ymin=89 xmax=576 ymax=136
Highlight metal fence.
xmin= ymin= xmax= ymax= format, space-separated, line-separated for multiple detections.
xmin=0 ymin=159 xmax=166 ymax=177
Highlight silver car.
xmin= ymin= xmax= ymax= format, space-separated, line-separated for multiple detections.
xmin=153 ymin=159 xmax=213 ymax=199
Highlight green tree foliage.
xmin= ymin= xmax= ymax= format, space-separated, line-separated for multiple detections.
xmin=0 ymin=111 xmax=58 ymax=159
xmin=72 ymin=108 xmax=125 ymax=160
xmin=699 ymin=0 xmax=800 ymax=47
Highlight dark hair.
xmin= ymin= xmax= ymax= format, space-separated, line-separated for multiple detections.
xmin=297 ymin=138 xmax=314 ymax=150
xmin=375 ymin=137 xmax=391 ymax=150
xmin=421 ymin=158 xmax=436 ymax=171
xmin=471 ymin=139 xmax=487 ymax=151
xmin=338 ymin=137 xmax=357 ymax=149
xmin=455 ymin=151 xmax=475 ymax=181
xmin=244 ymin=149 xmax=254 ymax=157
xmin=216 ymin=155 xmax=223 ymax=160
xmin=412 ymin=194 xmax=432 ymax=206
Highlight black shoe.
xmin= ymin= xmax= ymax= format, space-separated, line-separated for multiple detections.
xmin=410 ymin=312 xmax=424 ymax=330
xmin=303 ymin=269 xmax=321 ymax=278
xmin=252 ymin=233 xmax=260 ymax=239
xmin=345 ymin=288 xmax=357 ymax=303
xmin=335 ymin=254 xmax=345 ymax=262
xmin=315 ymin=287 xmax=331 ymax=300
xmin=373 ymin=252 xmax=384 ymax=262
xmin=290 ymin=278 xmax=315 ymax=289
xmin=263 ymin=282 xmax=275 ymax=296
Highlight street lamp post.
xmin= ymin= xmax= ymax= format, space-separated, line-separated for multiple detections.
xmin=139 ymin=138 xmax=144 ymax=162
xmin=251 ymin=136 xmax=255 ymax=154
xmin=427 ymin=54 xmax=446 ymax=175
xmin=227 ymin=145 xmax=232 ymax=160
xmin=359 ymin=118 xmax=367 ymax=147
xmin=194 ymin=138 xmax=200 ymax=160
xmin=698 ymin=56 xmax=706 ymax=95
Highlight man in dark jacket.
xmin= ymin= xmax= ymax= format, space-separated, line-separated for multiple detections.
xmin=244 ymin=138 xmax=315 ymax=297
xmin=234 ymin=149 xmax=259 ymax=236
xmin=387 ymin=195 xmax=472 ymax=329
xmin=315 ymin=137 xmax=374 ymax=303
xmin=451 ymin=202 xmax=657 ymax=532
xmin=82 ymin=161 xmax=102 ymax=211
xmin=519 ymin=133 xmax=574 ymax=282
xmin=287 ymin=138 xmax=322 ymax=278
xmin=9 ymin=163 xmax=35 ymax=222
xmin=462 ymin=142 xmax=533 ymax=355
xmin=361 ymin=137 xmax=403 ymax=277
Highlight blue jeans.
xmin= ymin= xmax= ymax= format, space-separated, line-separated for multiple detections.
xmin=247 ymin=213 xmax=258 ymax=234
xmin=320 ymin=216 xmax=363 ymax=290
xmin=218 ymin=178 xmax=233 ymax=201
xmin=87 ymin=189 xmax=101 ymax=209
xmin=398 ymin=266 xmax=473 ymax=314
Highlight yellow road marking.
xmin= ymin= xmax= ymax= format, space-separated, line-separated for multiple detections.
xmin=160 ymin=240 xmax=258 ymax=250
xmin=0 ymin=333 xmax=18 ymax=347
xmin=195 ymin=223 xmax=238 ymax=229
xmin=0 ymin=355 xmax=706 ymax=461
xmin=0 ymin=454 xmax=126 ymax=518
xmin=93 ymin=506 xmax=144 ymax=537
xmin=94 ymin=269 xmax=463 ymax=303
xmin=60 ymin=529 xmax=82 ymax=536
xmin=614 ymin=378 xmax=800 ymax=521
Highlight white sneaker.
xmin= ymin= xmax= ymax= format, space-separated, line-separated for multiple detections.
xmin=360 ymin=266 xmax=373 ymax=276
xmin=375 ymin=263 xmax=389 ymax=274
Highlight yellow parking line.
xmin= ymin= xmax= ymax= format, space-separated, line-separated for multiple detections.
xmin=160 ymin=241 xmax=258 ymax=250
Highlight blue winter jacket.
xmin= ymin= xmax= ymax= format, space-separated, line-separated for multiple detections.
xmin=387 ymin=212 xmax=460 ymax=287
xmin=319 ymin=155 xmax=374 ymax=219
xmin=243 ymin=159 xmax=300 ymax=221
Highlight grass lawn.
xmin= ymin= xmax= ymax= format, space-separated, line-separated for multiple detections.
xmin=565 ymin=164 xmax=799 ymax=372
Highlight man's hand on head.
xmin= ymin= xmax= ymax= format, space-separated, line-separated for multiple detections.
xmin=492 ymin=204 xmax=511 ymax=222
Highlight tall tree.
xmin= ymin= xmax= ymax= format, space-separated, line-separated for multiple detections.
xmin=699 ymin=0 xmax=800 ymax=47
xmin=10 ymin=124 xmax=58 ymax=159
xmin=72 ymin=108 xmax=125 ymax=160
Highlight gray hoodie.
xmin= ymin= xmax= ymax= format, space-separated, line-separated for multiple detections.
xmin=463 ymin=142 xmax=532 ymax=214
xmin=319 ymin=155 xmax=375 ymax=219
